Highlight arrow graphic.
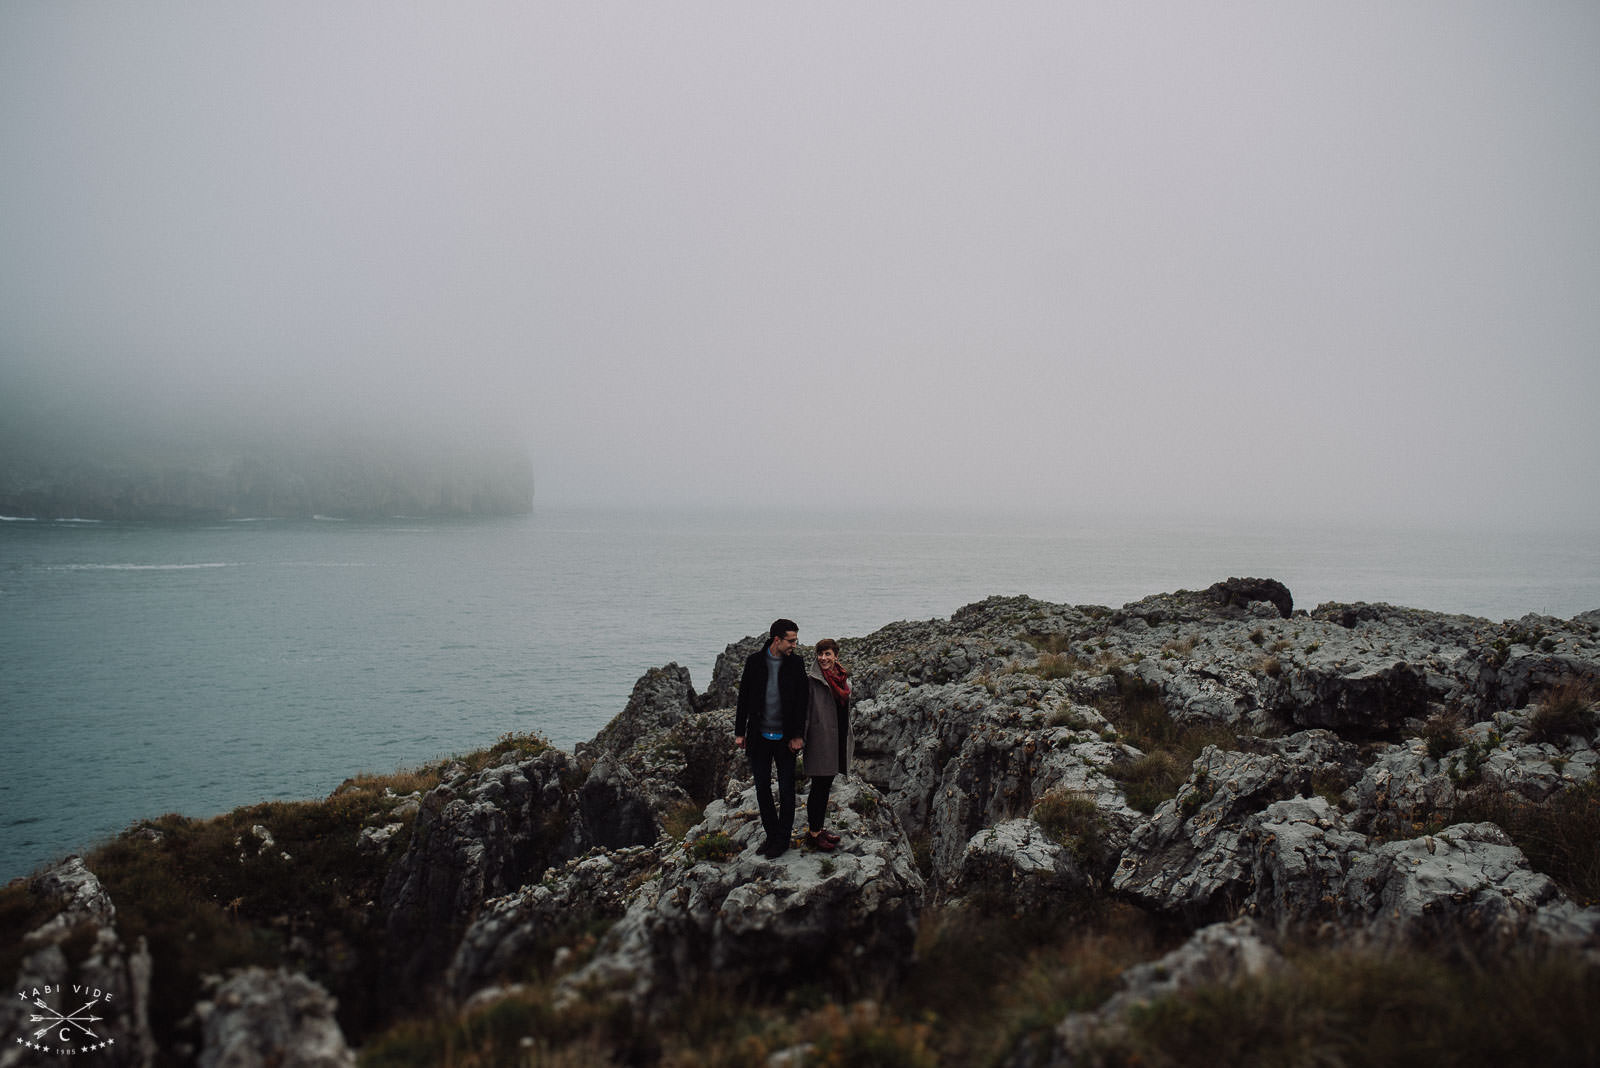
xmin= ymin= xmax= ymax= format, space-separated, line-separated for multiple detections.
xmin=28 ymin=996 xmax=103 ymax=1041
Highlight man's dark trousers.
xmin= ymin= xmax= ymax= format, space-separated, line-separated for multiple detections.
xmin=747 ymin=734 xmax=797 ymax=846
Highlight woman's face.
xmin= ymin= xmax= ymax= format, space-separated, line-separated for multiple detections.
xmin=817 ymin=648 xmax=838 ymax=669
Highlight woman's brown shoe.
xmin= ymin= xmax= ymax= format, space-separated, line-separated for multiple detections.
xmin=804 ymin=830 xmax=836 ymax=852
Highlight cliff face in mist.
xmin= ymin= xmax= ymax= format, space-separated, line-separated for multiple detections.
xmin=0 ymin=435 xmax=534 ymax=520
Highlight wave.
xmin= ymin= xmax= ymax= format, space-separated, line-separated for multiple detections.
xmin=43 ymin=562 xmax=238 ymax=572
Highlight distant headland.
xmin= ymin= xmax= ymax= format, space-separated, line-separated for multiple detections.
xmin=0 ymin=431 xmax=534 ymax=521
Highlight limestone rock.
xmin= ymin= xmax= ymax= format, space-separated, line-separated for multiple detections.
xmin=194 ymin=968 xmax=353 ymax=1068
xmin=582 ymin=663 xmax=700 ymax=762
xmin=1031 ymin=918 xmax=1284 ymax=1067
xmin=1111 ymin=732 xmax=1359 ymax=918
xmin=381 ymin=747 xmax=585 ymax=987
xmin=1263 ymin=658 xmax=1432 ymax=735
xmin=448 ymin=843 xmax=668 ymax=1000
xmin=1347 ymin=822 xmax=1599 ymax=947
xmin=949 ymin=818 xmax=1091 ymax=909
xmin=556 ymin=779 xmax=925 ymax=1013
xmin=0 ymin=857 xmax=155 ymax=1068
xmin=703 ymin=634 xmax=766 ymax=711
xmin=1117 ymin=577 xmax=1293 ymax=625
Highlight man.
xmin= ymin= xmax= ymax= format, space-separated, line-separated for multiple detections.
xmin=735 ymin=618 xmax=808 ymax=858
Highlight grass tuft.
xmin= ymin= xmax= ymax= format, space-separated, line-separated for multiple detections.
xmin=1528 ymin=680 xmax=1597 ymax=745
xmin=1421 ymin=711 xmax=1463 ymax=760
xmin=1033 ymin=790 xmax=1112 ymax=868
xmin=1099 ymin=943 xmax=1600 ymax=1067
xmin=1098 ymin=671 xmax=1237 ymax=813
xmin=1457 ymin=780 xmax=1600 ymax=905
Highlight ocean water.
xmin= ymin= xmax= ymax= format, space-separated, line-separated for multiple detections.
xmin=3 ymin=505 xmax=1597 ymax=882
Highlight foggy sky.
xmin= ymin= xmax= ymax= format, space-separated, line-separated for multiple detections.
xmin=3 ymin=3 xmax=1597 ymax=525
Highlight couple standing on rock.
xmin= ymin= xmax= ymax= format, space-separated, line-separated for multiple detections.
xmin=733 ymin=618 xmax=854 ymax=859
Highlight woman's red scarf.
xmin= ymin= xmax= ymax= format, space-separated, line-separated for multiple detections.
xmin=821 ymin=662 xmax=851 ymax=703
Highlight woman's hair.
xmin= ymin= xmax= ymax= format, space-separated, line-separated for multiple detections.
xmin=815 ymin=638 xmax=840 ymax=655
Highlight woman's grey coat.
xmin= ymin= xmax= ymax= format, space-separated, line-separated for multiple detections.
xmin=803 ymin=659 xmax=852 ymax=778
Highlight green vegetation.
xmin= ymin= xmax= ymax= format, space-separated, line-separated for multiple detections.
xmin=1020 ymin=632 xmax=1075 ymax=656
xmin=3 ymin=733 xmax=554 ymax=1055
xmin=849 ymin=792 xmax=882 ymax=820
xmin=1528 ymin=680 xmax=1597 ymax=745
xmin=1097 ymin=672 xmax=1236 ymax=813
xmin=1033 ymin=790 xmax=1112 ymax=868
xmin=360 ymin=980 xmax=654 ymax=1068
xmin=898 ymin=899 xmax=1165 ymax=1065
xmin=1458 ymin=780 xmax=1600 ymax=906
xmin=350 ymin=892 xmax=1600 ymax=1067
xmin=1091 ymin=943 xmax=1600 ymax=1068
xmin=1421 ymin=711 xmax=1463 ymax=760
xmin=662 ymin=800 xmax=707 ymax=841
xmin=1030 ymin=651 xmax=1087 ymax=679
xmin=687 ymin=831 xmax=740 ymax=864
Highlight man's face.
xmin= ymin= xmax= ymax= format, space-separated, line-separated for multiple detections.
xmin=771 ymin=631 xmax=798 ymax=655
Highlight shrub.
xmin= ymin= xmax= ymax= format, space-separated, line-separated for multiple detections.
xmin=1047 ymin=705 xmax=1090 ymax=730
xmin=362 ymin=980 xmax=652 ymax=1068
xmin=900 ymin=900 xmax=1163 ymax=1065
xmin=1098 ymin=943 xmax=1600 ymax=1067
xmin=802 ymin=1002 xmax=937 ymax=1068
xmin=0 ymin=880 xmax=72 ymax=986
xmin=1528 ymin=680 xmax=1597 ymax=744
xmin=1458 ymin=781 xmax=1600 ymax=905
xmin=1421 ymin=711 xmax=1463 ymax=760
xmin=662 ymin=800 xmax=706 ymax=841
xmin=1160 ymin=636 xmax=1198 ymax=660
xmin=1114 ymin=751 xmax=1191 ymax=814
xmin=1033 ymin=790 xmax=1110 ymax=867
xmin=1031 ymin=651 xmax=1086 ymax=680
xmin=1097 ymin=670 xmax=1236 ymax=812
xmin=1020 ymin=632 xmax=1075 ymax=656
xmin=687 ymin=831 xmax=740 ymax=863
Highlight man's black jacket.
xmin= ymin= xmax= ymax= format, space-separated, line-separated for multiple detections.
xmin=735 ymin=640 xmax=809 ymax=741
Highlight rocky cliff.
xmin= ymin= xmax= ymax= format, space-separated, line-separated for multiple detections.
xmin=4 ymin=578 xmax=1598 ymax=1065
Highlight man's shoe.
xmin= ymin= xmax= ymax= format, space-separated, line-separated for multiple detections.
xmin=756 ymin=838 xmax=780 ymax=858
xmin=765 ymin=838 xmax=789 ymax=859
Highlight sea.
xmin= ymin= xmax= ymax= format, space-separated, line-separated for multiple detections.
xmin=3 ymin=505 xmax=1598 ymax=883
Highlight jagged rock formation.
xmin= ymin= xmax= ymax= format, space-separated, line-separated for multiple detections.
xmin=556 ymin=778 xmax=925 ymax=1013
xmin=4 ymin=578 xmax=1597 ymax=1064
xmin=193 ymin=969 xmax=354 ymax=1068
xmin=0 ymin=859 xmax=156 ymax=1068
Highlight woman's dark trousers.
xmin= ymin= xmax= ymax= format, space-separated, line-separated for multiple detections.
xmin=808 ymin=774 xmax=835 ymax=832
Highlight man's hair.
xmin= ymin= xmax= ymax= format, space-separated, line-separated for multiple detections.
xmin=769 ymin=618 xmax=798 ymax=639
xmin=815 ymin=638 xmax=840 ymax=655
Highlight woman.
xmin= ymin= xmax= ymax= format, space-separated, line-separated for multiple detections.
xmin=801 ymin=638 xmax=853 ymax=851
